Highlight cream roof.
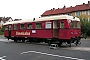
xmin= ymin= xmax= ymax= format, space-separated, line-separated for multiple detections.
xmin=3 ymin=15 xmax=80 ymax=25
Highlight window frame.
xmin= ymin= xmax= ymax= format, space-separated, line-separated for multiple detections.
xmin=88 ymin=18 xmax=90 ymax=22
xmin=27 ymin=23 xmax=33 ymax=29
xmin=45 ymin=21 xmax=52 ymax=29
xmin=5 ymin=25 xmax=9 ymax=30
xmin=88 ymin=10 xmax=90 ymax=15
xmin=60 ymin=21 xmax=64 ymax=28
xmin=20 ymin=24 xmax=25 ymax=30
xmin=14 ymin=24 xmax=18 ymax=30
xmin=36 ymin=22 xmax=42 ymax=29
xmin=70 ymin=21 xmax=75 ymax=28
xmin=75 ymin=21 xmax=81 ymax=28
xmin=76 ymin=11 xmax=80 ymax=16
xmin=82 ymin=11 xmax=86 ymax=14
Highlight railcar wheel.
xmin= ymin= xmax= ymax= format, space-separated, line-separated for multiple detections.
xmin=14 ymin=40 xmax=17 ymax=42
xmin=75 ymin=41 xmax=81 ymax=46
xmin=74 ymin=37 xmax=81 ymax=46
xmin=22 ymin=39 xmax=25 ymax=42
xmin=58 ymin=42 xmax=63 ymax=47
xmin=68 ymin=41 xmax=72 ymax=47
xmin=48 ymin=41 xmax=51 ymax=46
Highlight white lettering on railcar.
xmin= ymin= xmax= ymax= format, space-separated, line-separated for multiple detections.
xmin=16 ymin=31 xmax=30 ymax=35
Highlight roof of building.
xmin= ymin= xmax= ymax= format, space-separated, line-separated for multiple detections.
xmin=0 ymin=17 xmax=13 ymax=23
xmin=41 ymin=1 xmax=90 ymax=16
xmin=3 ymin=15 xmax=80 ymax=25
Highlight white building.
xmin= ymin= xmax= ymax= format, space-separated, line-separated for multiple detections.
xmin=0 ymin=17 xmax=13 ymax=27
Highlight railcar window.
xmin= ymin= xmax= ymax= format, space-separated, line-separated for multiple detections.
xmin=20 ymin=24 xmax=24 ymax=29
xmin=75 ymin=21 xmax=80 ymax=28
xmin=45 ymin=22 xmax=51 ymax=28
xmin=70 ymin=21 xmax=74 ymax=28
xmin=9 ymin=25 xmax=12 ymax=30
xmin=14 ymin=24 xmax=18 ymax=30
xmin=5 ymin=25 xmax=8 ymax=30
xmin=28 ymin=23 xmax=32 ymax=29
xmin=11 ymin=25 xmax=13 ymax=30
xmin=36 ymin=23 xmax=42 ymax=29
xmin=60 ymin=21 xmax=64 ymax=28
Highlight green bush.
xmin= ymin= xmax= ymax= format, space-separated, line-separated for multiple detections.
xmin=1 ymin=25 xmax=4 ymax=32
xmin=80 ymin=18 xmax=90 ymax=36
xmin=0 ymin=25 xmax=4 ymax=35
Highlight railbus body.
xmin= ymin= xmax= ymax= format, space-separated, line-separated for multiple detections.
xmin=4 ymin=15 xmax=81 ymax=46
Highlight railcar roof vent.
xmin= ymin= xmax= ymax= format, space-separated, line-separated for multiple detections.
xmin=73 ymin=16 xmax=75 ymax=19
xmin=33 ymin=18 xmax=35 ymax=21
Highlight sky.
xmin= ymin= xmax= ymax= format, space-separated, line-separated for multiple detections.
xmin=0 ymin=0 xmax=89 ymax=19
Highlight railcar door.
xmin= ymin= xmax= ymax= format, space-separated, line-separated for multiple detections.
xmin=53 ymin=20 xmax=59 ymax=38
xmin=8 ymin=25 xmax=11 ymax=38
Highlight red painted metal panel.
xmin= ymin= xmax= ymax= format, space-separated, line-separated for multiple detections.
xmin=58 ymin=29 xmax=81 ymax=40
xmin=70 ymin=29 xmax=81 ymax=37
xmin=4 ymin=30 xmax=9 ymax=36
xmin=42 ymin=21 xmax=45 ymax=29
xmin=64 ymin=20 xmax=70 ymax=28
xmin=11 ymin=29 xmax=53 ymax=38
xmin=59 ymin=29 xmax=71 ymax=39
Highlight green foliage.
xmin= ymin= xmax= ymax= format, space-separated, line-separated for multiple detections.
xmin=0 ymin=31 xmax=4 ymax=35
xmin=80 ymin=18 xmax=90 ymax=36
xmin=1 ymin=26 xmax=4 ymax=32
xmin=0 ymin=25 xmax=4 ymax=35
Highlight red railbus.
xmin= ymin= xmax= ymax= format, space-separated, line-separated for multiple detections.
xmin=4 ymin=15 xmax=81 ymax=46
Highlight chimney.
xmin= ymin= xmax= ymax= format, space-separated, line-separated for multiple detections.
xmin=88 ymin=1 xmax=90 ymax=6
xmin=63 ymin=5 xmax=66 ymax=10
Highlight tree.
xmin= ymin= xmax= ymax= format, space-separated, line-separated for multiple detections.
xmin=80 ymin=18 xmax=90 ymax=36
xmin=0 ymin=25 xmax=4 ymax=32
xmin=0 ymin=25 xmax=4 ymax=35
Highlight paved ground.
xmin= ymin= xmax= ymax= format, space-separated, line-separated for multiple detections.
xmin=0 ymin=37 xmax=90 ymax=60
xmin=0 ymin=35 xmax=6 ymax=39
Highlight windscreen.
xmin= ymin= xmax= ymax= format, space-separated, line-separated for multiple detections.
xmin=69 ymin=20 xmax=80 ymax=28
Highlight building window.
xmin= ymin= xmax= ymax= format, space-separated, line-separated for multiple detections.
xmin=20 ymin=24 xmax=24 ymax=30
xmin=76 ymin=11 xmax=80 ymax=16
xmin=45 ymin=22 xmax=51 ymax=28
xmin=88 ymin=18 xmax=90 ymax=22
xmin=60 ymin=21 xmax=64 ymax=28
xmin=36 ymin=22 xmax=42 ymax=29
xmin=88 ymin=10 xmax=90 ymax=15
xmin=14 ymin=24 xmax=18 ymax=30
xmin=82 ymin=11 xmax=86 ymax=14
xmin=27 ymin=23 xmax=32 ymax=29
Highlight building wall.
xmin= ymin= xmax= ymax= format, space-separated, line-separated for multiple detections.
xmin=41 ymin=1 xmax=90 ymax=22
xmin=66 ymin=10 xmax=90 ymax=21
